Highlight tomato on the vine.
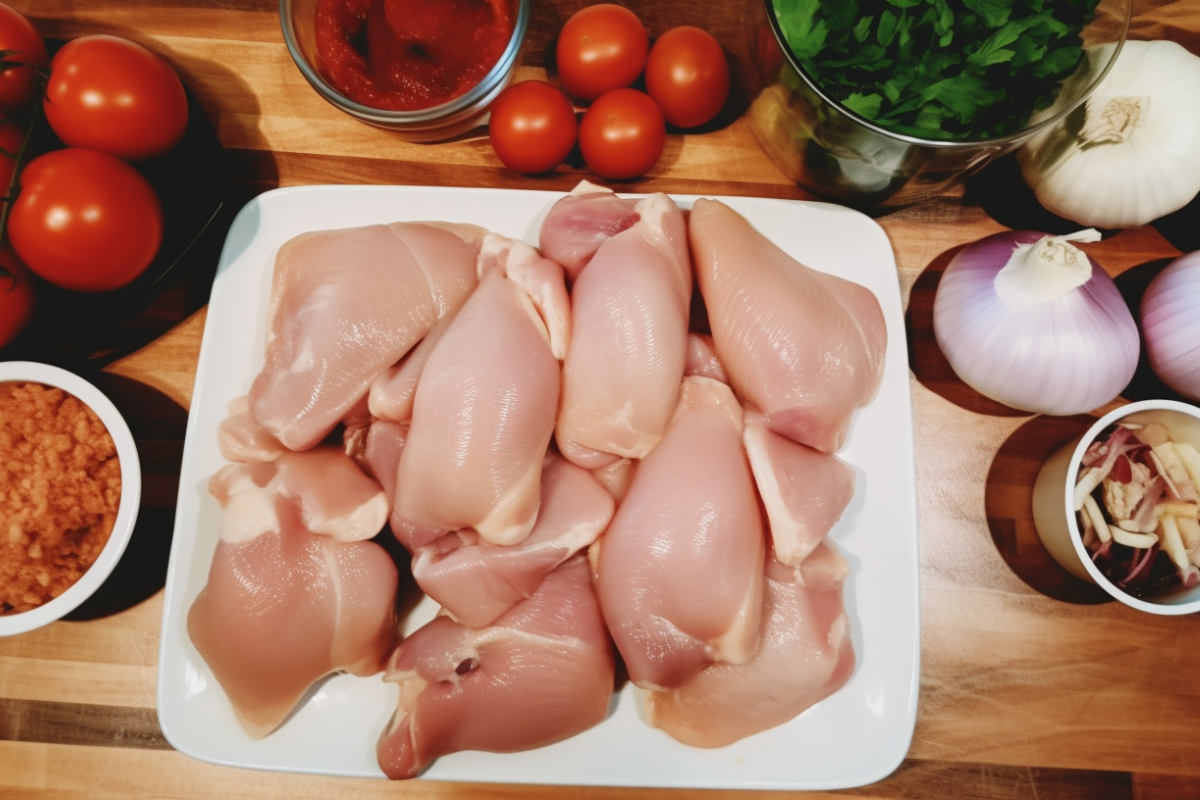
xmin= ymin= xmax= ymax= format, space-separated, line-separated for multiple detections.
xmin=0 ymin=3 xmax=46 ymax=114
xmin=0 ymin=246 xmax=34 ymax=349
xmin=555 ymin=4 xmax=648 ymax=102
xmin=489 ymin=80 xmax=578 ymax=174
xmin=8 ymin=148 xmax=163 ymax=293
xmin=578 ymin=88 xmax=665 ymax=180
xmin=645 ymin=26 xmax=730 ymax=129
xmin=0 ymin=119 xmax=24 ymax=192
xmin=44 ymin=34 xmax=189 ymax=161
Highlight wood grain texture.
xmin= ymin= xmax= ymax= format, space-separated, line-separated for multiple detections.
xmin=1 ymin=0 xmax=1198 ymax=797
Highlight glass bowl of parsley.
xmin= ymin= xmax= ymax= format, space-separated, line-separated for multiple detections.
xmin=745 ymin=0 xmax=1132 ymax=208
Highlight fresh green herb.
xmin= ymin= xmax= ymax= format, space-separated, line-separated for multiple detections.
xmin=772 ymin=0 xmax=1101 ymax=140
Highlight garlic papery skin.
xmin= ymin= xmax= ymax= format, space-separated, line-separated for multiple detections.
xmin=1018 ymin=40 xmax=1200 ymax=229
xmin=1141 ymin=250 xmax=1200 ymax=401
xmin=932 ymin=230 xmax=1139 ymax=415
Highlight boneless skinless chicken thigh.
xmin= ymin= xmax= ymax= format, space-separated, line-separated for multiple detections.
xmin=250 ymin=221 xmax=484 ymax=451
xmin=690 ymin=198 xmax=887 ymax=454
xmin=191 ymin=185 xmax=889 ymax=774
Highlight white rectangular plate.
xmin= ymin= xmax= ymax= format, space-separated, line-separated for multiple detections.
xmin=157 ymin=185 xmax=920 ymax=790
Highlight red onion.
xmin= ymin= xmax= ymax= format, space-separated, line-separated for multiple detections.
xmin=933 ymin=230 xmax=1139 ymax=415
xmin=1141 ymin=251 xmax=1200 ymax=401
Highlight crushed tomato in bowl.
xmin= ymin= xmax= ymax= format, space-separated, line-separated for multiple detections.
xmin=0 ymin=382 xmax=121 ymax=614
xmin=313 ymin=0 xmax=515 ymax=111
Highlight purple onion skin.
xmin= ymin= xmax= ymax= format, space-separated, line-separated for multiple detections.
xmin=933 ymin=230 xmax=1140 ymax=415
xmin=1142 ymin=251 xmax=1200 ymax=402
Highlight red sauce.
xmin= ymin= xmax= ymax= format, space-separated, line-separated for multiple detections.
xmin=314 ymin=0 xmax=514 ymax=111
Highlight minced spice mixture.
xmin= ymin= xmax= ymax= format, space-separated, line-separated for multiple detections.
xmin=0 ymin=383 xmax=122 ymax=614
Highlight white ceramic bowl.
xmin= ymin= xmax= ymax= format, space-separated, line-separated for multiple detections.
xmin=1032 ymin=399 xmax=1200 ymax=615
xmin=0 ymin=361 xmax=141 ymax=636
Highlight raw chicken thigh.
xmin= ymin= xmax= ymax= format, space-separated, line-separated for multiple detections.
xmin=367 ymin=311 xmax=455 ymax=424
xmin=344 ymin=418 xmax=408 ymax=500
xmin=690 ymin=199 xmax=886 ymax=454
xmin=391 ymin=237 xmax=568 ymax=548
xmin=595 ymin=376 xmax=765 ymax=690
xmin=644 ymin=541 xmax=856 ymax=748
xmin=555 ymin=191 xmax=691 ymax=462
xmin=376 ymin=556 xmax=614 ymax=779
xmin=537 ymin=180 xmax=641 ymax=282
xmin=411 ymin=453 xmax=614 ymax=628
xmin=250 ymin=221 xmax=484 ymax=451
xmin=217 ymin=395 xmax=285 ymax=463
xmin=188 ymin=453 xmax=399 ymax=738
xmin=744 ymin=416 xmax=857 ymax=567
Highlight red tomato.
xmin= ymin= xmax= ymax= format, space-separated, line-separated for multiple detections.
xmin=645 ymin=26 xmax=730 ymax=129
xmin=489 ymin=80 xmax=578 ymax=174
xmin=9 ymin=148 xmax=164 ymax=293
xmin=0 ymin=3 xmax=46 ymax=114
xmin=44 ymin=35 xmax=189 ymax=161
xmin=0 ymin=246 xmax=35 ymax=349
xmin=555 ymin=4 xmax=648 ymax=102
xmin=578 ymin=88 xmax=664 ymax=180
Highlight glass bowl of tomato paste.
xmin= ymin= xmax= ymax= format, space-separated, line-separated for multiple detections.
xmin=281 ymin=0 xmax=530 ymax=141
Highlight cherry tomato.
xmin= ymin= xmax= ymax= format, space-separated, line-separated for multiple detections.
xmin=578 ymin=88 xmax=665 ymax=180
xmin=44 ymin=34 xmax=189 ymax=161
xmin=9 ymin=148 xmax=163 ymax=293
xmin=645 ymin=26 xmax=730 ymax=129
xmin=0 ymin=3 xmax=46 ymax=114
xmin=489 ymin=80 xmax=578 ymax=174
xmin=0 ymin=246 xmax=35 ymax=349
xmin=555 ymin=4 xmax=648 ymax=102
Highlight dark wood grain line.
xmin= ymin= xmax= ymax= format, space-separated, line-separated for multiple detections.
xmin=222 ymin=148 xmax=810 ymax=202
xmin=0 ymin=700 xmax=172 ymax=751
xmin=0 ymin=700 xmax=1145 ymax=800
xmin=855 ymin=759 xmax=1134 ymax=800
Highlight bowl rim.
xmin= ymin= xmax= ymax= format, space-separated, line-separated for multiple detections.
xmin=763 ymin=0 xmax=1133 ymax=150
xmin=1063 ymin=398 xmax=1200 ymax=615
xmin=279 ymin=0 xmax=531 ymax=125
xmin=0 ymin=361 xmax=142 ymax=636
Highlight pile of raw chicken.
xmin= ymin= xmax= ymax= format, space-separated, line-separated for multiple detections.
xmin=186 ymin=183 xmax=887 ymax=780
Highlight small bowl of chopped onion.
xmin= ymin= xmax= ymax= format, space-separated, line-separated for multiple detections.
xmin=1032 ymin=399 xmax=1200 ymax=615
xmin=0 ymin=361 xmax=141 ymax=636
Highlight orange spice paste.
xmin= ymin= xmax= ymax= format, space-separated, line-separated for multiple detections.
xmin=0 ymin=383 xmax=121 ymax=614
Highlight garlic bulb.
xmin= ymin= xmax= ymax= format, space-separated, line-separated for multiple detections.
xmin=1141 ymin=250 xmax=1200 ymax=401
xmin=933 ymin=229 xmax=1139 ymax=415
xmin=1018 ymin=40 xmax=1200 ymax=229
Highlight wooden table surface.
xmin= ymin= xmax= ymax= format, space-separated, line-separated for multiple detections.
xmin=3 ymin=1 xmax=1199 ymax=798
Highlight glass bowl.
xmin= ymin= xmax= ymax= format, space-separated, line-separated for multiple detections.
xmin=0 ymin=362 xmax=141 ymax=636
xmin=743 ymin=0 xmax=1133 ymax=209
xmin=280 ymin=0 xmax=530 ymax=142
xmin=1032 ymin=399 xmax=1200 ymax=616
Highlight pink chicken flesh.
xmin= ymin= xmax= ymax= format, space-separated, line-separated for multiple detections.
xmin=645 ymin=540 xmax=856 ymax=748
xmin=537 ymin=181 xmax=642 ymax=283
xmin=377 ymin=556 xmax=615 ymax=780
xmin=595 ymin=376 xmax=765 ymax=690
xmin=744 ymin=416 xmax=857 ymax=567
xmin=391 ymin=237 xmax=568 ymax=548
xmin=690 ymin=199 xmax=886 ymax=454
xmin=555 ymin=191 xmax=692 ymax=462
xmin=412 ymin=453 xmax=614 ymax=628
xmin=249 ymin=221 xmax=484 ymax=451
xmin=188 ymin=457 xmax=399 ymax=738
